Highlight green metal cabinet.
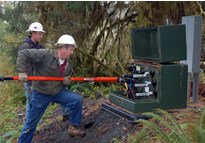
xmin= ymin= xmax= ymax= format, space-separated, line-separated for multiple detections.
xmin=109 ymin=63 xmax=188 ymax=113
xmin=108 ymin=24 xmax=188 ymax=114
xmin=131 ymin=25 xmax=186 ymax=63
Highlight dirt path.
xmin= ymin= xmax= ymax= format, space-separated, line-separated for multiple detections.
xmin=32 ymin=98 xmax=139 ymax=143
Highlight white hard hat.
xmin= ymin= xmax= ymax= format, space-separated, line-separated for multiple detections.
xmin=54 ymin=34 xmax=77 ymax=48
xmin=26 ymin=22 xmax=45 ymax=33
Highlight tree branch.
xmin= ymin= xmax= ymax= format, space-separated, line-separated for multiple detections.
xmin=76 ymin=47 xmax=122 ymax=76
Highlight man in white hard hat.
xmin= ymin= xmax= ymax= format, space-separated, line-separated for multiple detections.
xmin=18 ymin=22 xmax=70 ymax=122
xmin=18 ymin=22 xmax=45 ymax=119
xmin=17 ymin=35 xmax=85 ymax=143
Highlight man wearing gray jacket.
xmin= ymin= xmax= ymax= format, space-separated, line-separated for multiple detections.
xmin=18 ymin=22 xmax=69 ymax=121
xmin=17 ymin=35 xmax=85 ymax=143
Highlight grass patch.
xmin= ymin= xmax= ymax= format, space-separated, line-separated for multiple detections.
xmin=0 ymin=51 xmax=25 ymax=141
xmin=0 ymin=82 xmax=25 ymax=141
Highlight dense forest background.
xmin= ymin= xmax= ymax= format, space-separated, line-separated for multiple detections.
xmin=0 ymin=1 xmax=204 ymax=77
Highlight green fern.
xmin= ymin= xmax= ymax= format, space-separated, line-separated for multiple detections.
xmin=186 ymin=108 xmax=205 ymax=143
xmin=152 ymin=109 xmax=189 ymax=142
xmin=132 ymin=108 xmax=190 ymax=143
xmin=132 ymin=120 xmax=170 ymax=143
xmin=133 ymin=118 xmax=181 ymax=143
xmin=132 ymin=108 xmax=205 ymax=143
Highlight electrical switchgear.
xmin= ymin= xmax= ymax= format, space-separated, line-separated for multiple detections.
xmin=109 ymin=25 xmax=188 ymax=113
xmin=109 ymin=62 xmax=187 ymax=113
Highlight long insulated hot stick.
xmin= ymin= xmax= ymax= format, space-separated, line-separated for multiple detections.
xmin=0 ymin=76 xmax=119 ymax=82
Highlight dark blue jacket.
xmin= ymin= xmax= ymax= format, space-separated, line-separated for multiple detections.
xmin=18 ymin=36 xmax=44 ymax=85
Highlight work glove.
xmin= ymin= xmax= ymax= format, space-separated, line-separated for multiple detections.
xmin=18 ymin=73 xmax=28 ymax=82
xmin=63 ymin=76 xmax=71 ymax=85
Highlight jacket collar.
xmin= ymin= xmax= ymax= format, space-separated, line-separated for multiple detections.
xmin=50 ymin=49 xmax=70 ymax=64
xmin=50 ymin=49 xmax=58 ymax=58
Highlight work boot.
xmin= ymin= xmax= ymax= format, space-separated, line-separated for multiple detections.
xmin=68 ymin=125 xmax=86 ymax=137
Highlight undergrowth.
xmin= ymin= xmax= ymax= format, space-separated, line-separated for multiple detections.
xmin=132 ymin=108 xmax=205 ymax=143
xmin=0 ymin=50 xmax=25 ymax=141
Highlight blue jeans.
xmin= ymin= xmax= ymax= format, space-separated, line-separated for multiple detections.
xmin=24 ymin=83 xmax=70 ymax=118
xmin=18 ymin=88 xmax=83 ymax=143
xmin=24 ymin=83 xmax=32 ymax=119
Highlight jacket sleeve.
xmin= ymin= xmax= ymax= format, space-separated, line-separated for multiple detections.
xmin=17 ymin=49 xmax=48 ymax=73
xmin=18 ymin=42 xmax=30 ymax=53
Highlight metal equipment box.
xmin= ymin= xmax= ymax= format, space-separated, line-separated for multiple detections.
xmin=109 ymin=62 xmax=188 ymax=113
xmin=131 ymin=25 xmax=186 ymax=63
xmin=103 ymin=24 xmax=188 ymax=118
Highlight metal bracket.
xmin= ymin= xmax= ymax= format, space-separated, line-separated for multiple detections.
xmin=101 ymin=102 xmax=149 ymax=123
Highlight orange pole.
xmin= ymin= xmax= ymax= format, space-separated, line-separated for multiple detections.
xmin=12 ymin=76 xmax=118 ymax=82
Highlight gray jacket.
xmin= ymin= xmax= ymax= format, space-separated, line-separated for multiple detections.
xmin=17 ymin=49 xmax=72 ymax=95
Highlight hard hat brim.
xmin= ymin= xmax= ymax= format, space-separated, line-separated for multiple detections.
xmin=54 ymin=43 xmax=77 ymax=48
xmin=26 ymin=29 xmax=46 ymax=33
xmin=54 ymin=43 xmax=61 ymax=47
